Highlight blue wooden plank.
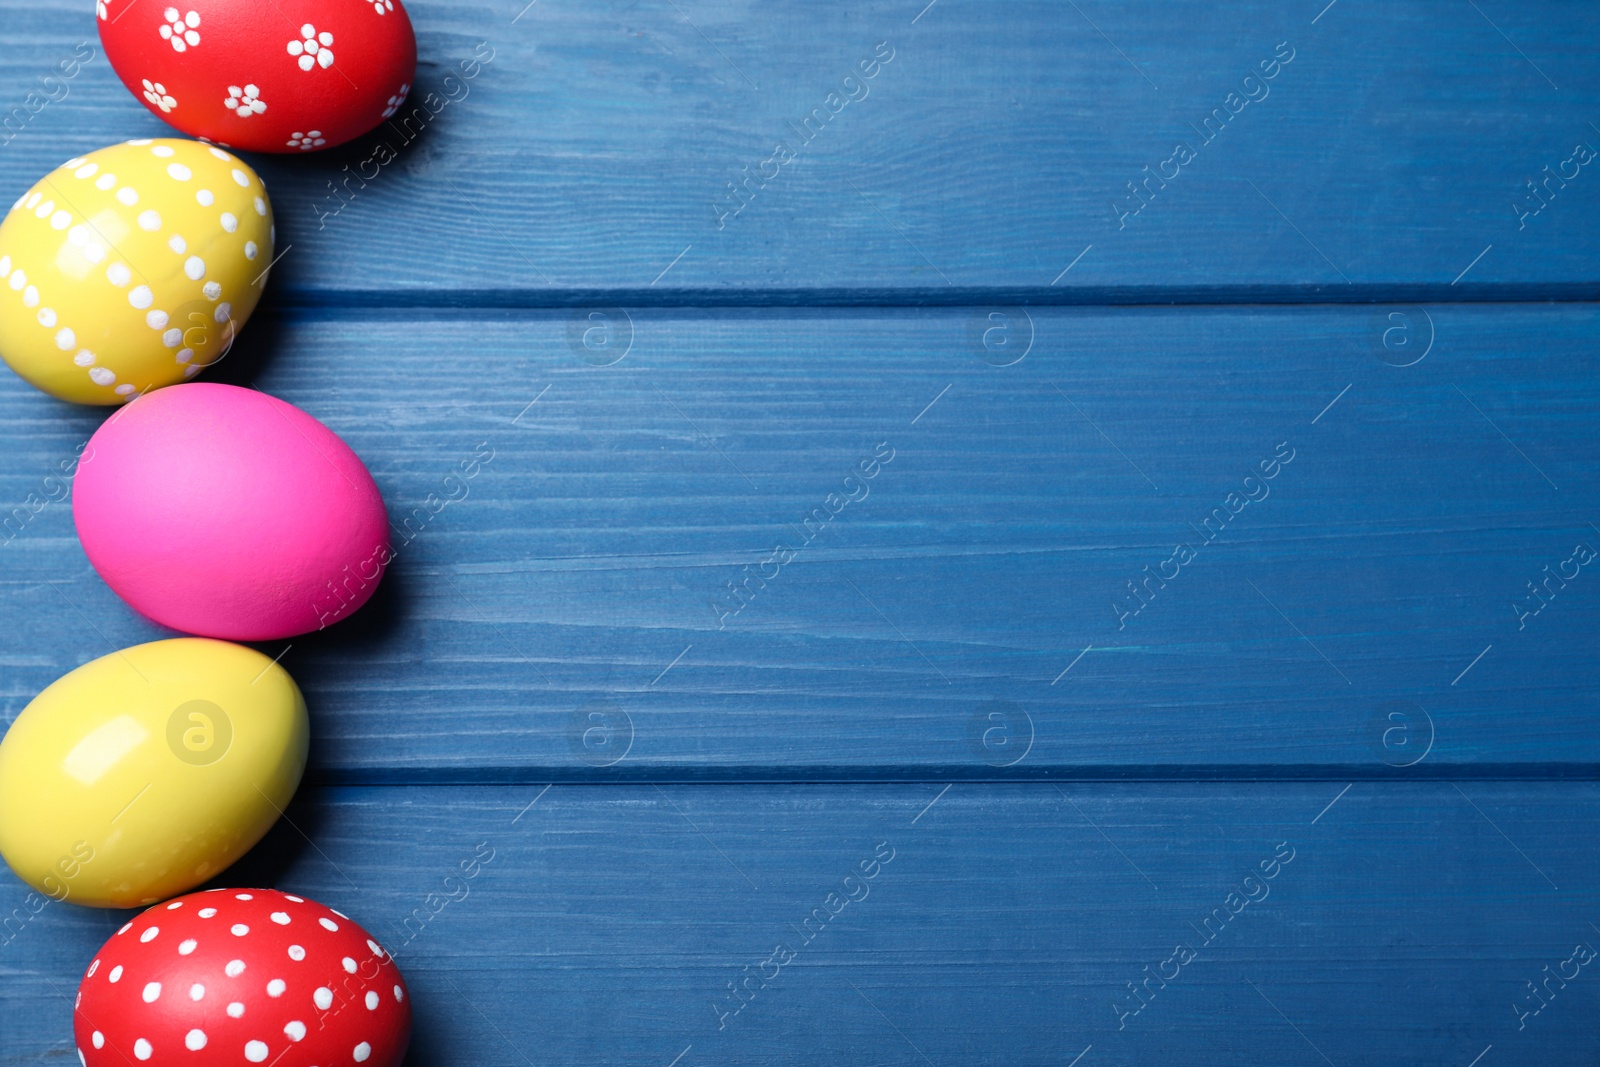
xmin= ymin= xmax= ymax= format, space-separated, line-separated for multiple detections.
xmin=2 ymin=782 xmax=1596 ymax=1065
xmin=3 ymin=305 xmax=1595 ymax=776
xmin=0 ymin=1 xmax=1597 ymax=296
xmin=0 ymin=2 xmax=1594 ymax=1061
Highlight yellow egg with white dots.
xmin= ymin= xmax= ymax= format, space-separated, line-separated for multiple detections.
xmin=0 ymin=138 xmax=273 ymax=405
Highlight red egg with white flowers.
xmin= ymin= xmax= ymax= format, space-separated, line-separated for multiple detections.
xmin=74 ymin=889 xmax=410 ymax=1067
xmin=98 ymin=0 xmax=416 ymax=154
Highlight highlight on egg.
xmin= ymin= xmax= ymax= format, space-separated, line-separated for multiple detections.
xmin=0 ymin=638 xmax=308 ymax=909
xmin=0 ymin=138 xmax=273 ymax=404
xmin=99 ymin=0 xmax=418 ymax=154
xmin=74 ymin=382 xmax=391 ymax=641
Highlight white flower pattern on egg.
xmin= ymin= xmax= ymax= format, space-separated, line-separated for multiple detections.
xmin=287 ymin=25 xmax=335 ymax=71
xmin=381 ymin=83 xmax=410 ymax=118
xmin=368 ymin=0 xmax=393 ymax=13
xmin=141 ymin=80 xmax=177 ymax=113
xmin=286 ymin=131 xmax=326 ymax=150
xmin=159 ymin=8 xmax=201 ymax=51
xmin=224 ymin=85 xmax=267 ymax=118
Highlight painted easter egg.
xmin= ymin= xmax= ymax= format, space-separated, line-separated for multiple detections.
xmin=73 ymin=889 xmax=411 ymax=1067
xmin=0 ymin=639 xmax=307 ymax=909
xmin=98 ymin=0 xmax=417 ymax=154
xmin=74 ymin=383 xmax=390 ymax=641
xmin=0 ymin=138 xmax=272 ymax=405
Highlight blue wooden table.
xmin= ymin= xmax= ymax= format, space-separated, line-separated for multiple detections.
xmin=3 ymin=1 xmax=1599 ymax=1063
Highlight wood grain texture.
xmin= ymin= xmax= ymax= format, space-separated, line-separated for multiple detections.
xmin=0 ymin=1 xmax=1597 ymax=297
xmin=2 ymin=783 xmax=1597 ymax=1065
xmin=2 ymin=305 xmax=1595 ymax=776
xmin=1 ymin=0 xmax=1596 ymax=1061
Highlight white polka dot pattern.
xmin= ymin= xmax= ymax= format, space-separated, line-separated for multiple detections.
xmin=72 ymin=888 xmax=410 ymax=1067
xmin=0 ymin=139 xmax=273 ymax=403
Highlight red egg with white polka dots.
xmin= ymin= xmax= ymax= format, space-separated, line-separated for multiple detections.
xmin=98 ymin=0 xmax=416 ymax=154
xmin=74 ymin=889 xmax=410 ymax=1067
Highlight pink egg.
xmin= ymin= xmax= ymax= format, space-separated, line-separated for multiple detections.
xmin=74 ymin=383 xmax=389 ymax=640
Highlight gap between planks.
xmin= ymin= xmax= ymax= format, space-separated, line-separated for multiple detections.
xmin=263 ymin=283 xmax=1600 ymax=314
xmin=302 ymin=764 xmax=1600 ymax=787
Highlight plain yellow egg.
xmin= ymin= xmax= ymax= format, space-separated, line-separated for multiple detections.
xmin=0 ymin=138 xmax=274 ymax=405
xmin=0 ymin=638 xmax=307 ymax=908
